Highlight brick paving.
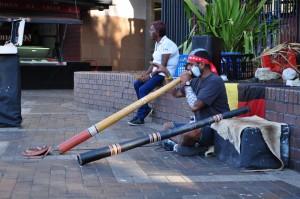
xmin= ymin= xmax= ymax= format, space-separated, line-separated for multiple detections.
xmin=0 ymin=89 xmax=300 ymax=199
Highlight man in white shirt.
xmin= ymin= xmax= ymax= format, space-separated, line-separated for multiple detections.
xmin=128 ymin=21 xmax=179 ymax=126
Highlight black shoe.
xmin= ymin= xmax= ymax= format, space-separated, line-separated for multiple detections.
xmin=127 ymin=116 xmax=144 ymax=126
xmin=145 ymin=108 xmax=153 ymax=119
xmin=173 ymin=144 xmax=206 ymax=156
xmin=160 ymin=139 xmax=176 ymax=151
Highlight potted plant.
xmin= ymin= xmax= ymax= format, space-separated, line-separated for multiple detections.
xmin=182 ymin=0 xmax=280 ymax=54
xmin=181 ymin=0 xmax=280 ymax=79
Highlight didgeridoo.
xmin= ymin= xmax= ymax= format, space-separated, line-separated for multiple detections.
xmin=77 ymin=106 xmax=250 ymax=165
xmin=57 ymin=78 xmax=181 ymax=154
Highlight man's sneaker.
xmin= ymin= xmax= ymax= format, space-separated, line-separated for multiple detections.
xmin=173 ymin=144 xmax=206 ymax=156
xmin=145 ymin=108 xmax=153 ymax=119
xmin=160 ymin=139 xmax=177 ymax=151
xmin=127 ymin=116 xmax=144 ymax=126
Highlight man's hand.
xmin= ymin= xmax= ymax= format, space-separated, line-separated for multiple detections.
xmin=150 ymin=62 xmax=169 ymax=75
xmin=140 ymin=74 xmax=150 ymax=83
xmin=179 ymin=71 xmax=192 ymax=84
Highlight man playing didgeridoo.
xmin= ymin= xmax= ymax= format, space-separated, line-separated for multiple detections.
xmin=153 ymin=49 xmax=230 ymax=155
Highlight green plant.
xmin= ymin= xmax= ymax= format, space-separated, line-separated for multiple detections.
xmin=178 ymin=25 xmax=195 ymax=54
xmin=182 ymin=0 xmax=280 ymax=55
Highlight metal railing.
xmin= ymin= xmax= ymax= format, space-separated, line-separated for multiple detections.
xmin=162 ymin=0 xmax=299 ymax=54
xmin=161 ymin=0 xmax=189 ymax=54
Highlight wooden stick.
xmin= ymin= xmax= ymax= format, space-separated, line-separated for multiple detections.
xmin=57 ymin=78 xmax=181 ymax=154
xmin=77 ymin=106 xmax=250 ymax=165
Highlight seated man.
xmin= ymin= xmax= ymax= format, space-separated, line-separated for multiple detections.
xmin=128 ymin=21 xmax=179 ymax=126
xmin=154 ymin=49 xmax=230 ymax=155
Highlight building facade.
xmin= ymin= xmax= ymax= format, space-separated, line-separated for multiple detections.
xmin=0 ymin=0 xmax=161 ymax=88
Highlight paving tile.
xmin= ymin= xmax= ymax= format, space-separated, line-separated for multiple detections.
xmin=0 ymin=89 xmax=299 ymax=199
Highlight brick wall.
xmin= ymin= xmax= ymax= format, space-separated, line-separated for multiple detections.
xmin=74 ymin=72 xmax=191 ymax=125
xmin=265 ymin=87 xmax=300 ymax=171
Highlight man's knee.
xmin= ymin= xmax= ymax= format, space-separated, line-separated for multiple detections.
xmin=179 ymin=129 xmax=200 ymax=146
xmin=197 ymin=126 xmax=214 ymax=146
xmin=162 ymin=122 xmax=173 ymax=131
xmin=134 ymin=80 xmax=141 ymax=89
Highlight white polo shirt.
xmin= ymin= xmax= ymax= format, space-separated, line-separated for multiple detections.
xmin=152 ymin=36 xmax=179 ymax=76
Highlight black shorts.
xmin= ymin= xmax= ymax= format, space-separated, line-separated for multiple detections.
xmin=172 ymin=122 xmax=214 ymax=147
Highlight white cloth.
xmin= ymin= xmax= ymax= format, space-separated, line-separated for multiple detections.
xmin=152 ymin=36 xmax=179 ymax=76
xmin=211 ymin=116 xmax=287 ymax=170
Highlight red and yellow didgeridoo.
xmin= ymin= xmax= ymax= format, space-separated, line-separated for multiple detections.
xmin=57 ymin=77 xmax=181 ymax=153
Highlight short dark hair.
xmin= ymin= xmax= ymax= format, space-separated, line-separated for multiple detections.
xmin=193 ymin=50 xmax=211 ymax=62
xmin=151 ymin=21 xmax=166 ymax=37
xmin=192 ymin=50 xmax=211 ymax=69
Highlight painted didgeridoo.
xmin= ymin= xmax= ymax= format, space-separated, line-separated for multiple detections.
xmin=77 ymin=106 xmax=250 ymax=165
xmin=57 ymin=78 xmax=182 ymax=154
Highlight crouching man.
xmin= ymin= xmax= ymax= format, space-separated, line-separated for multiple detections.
xmin=153 ymin=49 xmax=230 ymax=155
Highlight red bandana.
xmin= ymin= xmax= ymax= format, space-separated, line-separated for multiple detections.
xmin=188 ymin=55 xmax=211 ymax=64
xmin=187 ymin=55 xmax=218 ymax=74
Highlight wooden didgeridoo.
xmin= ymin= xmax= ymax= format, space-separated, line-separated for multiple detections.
xmin=77 ymin=106 xmax=250 ymax=165
xmin=57 ymin=78 xmax=181 ymax=154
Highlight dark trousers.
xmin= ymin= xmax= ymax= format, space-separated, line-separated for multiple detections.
xmin=133 ymin=74 xmax=164 ymax=120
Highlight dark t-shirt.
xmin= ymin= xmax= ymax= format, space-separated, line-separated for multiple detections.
xmin=190 ymin=73 xmax=230 ymax=120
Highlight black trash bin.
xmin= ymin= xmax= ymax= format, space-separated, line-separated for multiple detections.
xmin=191 ymin=35 xmax=222 ymax=74
xmin=0 ymin=52 xmax=22 ymax=127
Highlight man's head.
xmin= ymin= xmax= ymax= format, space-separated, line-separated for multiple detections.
xmin=185 ymin=49 xmax=212 ymax=77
